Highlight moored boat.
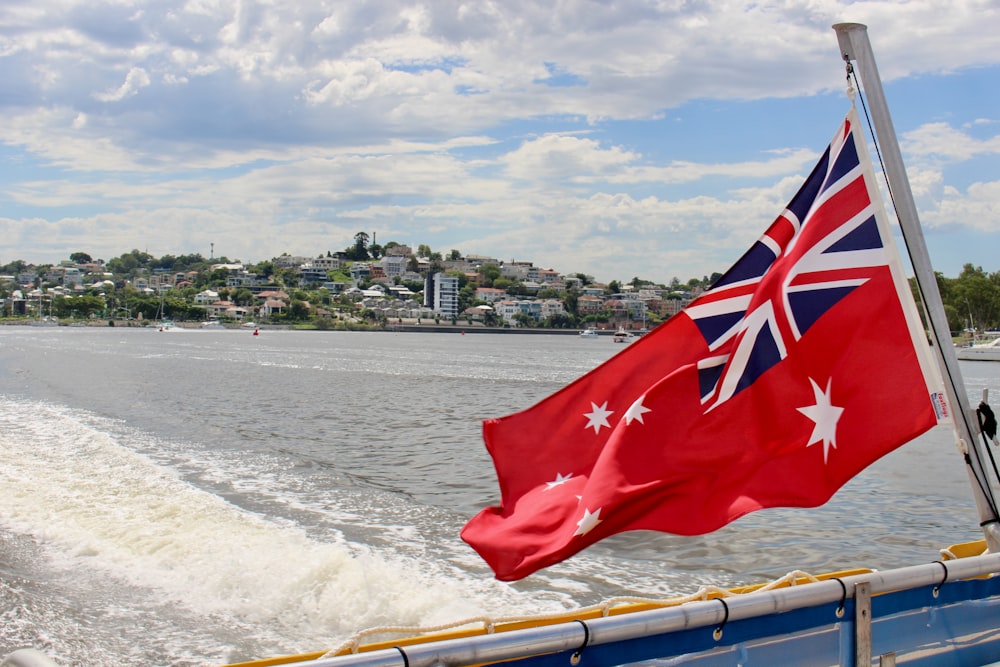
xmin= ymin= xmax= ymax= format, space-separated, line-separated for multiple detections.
xmin=956 ymin=337 xmax=1000 ymax=362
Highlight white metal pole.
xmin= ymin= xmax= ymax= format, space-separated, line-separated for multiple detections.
xmin=833 ymin=22 xmax=1000 ymax=551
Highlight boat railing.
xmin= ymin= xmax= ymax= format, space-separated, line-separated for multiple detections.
xmin=245 ymin=549 xmax=1000 ymax=667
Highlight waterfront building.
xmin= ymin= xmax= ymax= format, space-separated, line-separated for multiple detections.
xmin=432 ymin=272 xmax=459 ymax=320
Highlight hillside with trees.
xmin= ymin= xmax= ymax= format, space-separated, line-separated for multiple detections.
xmin=2 ymin=240 xmax=999 ymax=338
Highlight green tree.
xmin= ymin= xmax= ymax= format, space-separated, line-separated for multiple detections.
xmin=951 ymin=264 xmax=998 ymax=332
xmin=349 ymin=232 xmax=371 ymax=260
xmin=545 ymin=313 xmax=577 ymax=329
xmin=288 ymin=300 xmax=310 ymax=320
xmin=478 ymin=263 xmax=502 ymax=287
xmin=513 ymin=313 xmax=534 ymax=328
xmin=232 ymin=288 xmax=255 ymax=306
xmin=564 ymin=290 xmax=579 ymax=315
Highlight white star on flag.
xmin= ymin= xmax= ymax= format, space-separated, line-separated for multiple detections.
xmin=583 ymin=401 xmax=614 ymax=434
xmin=574 ymin=507 xmax=602 ymax=536
xmin=544 ymin=472 xmax=573 ymax=490
xmin=624 ymin=397 xmax=652 ymax=425
xmin=796 ymin=377 xmax=845 ymax=463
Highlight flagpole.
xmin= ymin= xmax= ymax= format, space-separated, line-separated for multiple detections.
xmin=833 ymin=23 xmax=1000 ymax=551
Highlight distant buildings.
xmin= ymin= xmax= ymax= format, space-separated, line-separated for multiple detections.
xmin=0 ymin=246 xmax=702 ymax=328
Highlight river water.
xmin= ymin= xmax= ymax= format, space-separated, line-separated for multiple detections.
xmin=0 ymin=326 xmax=998 ymax=666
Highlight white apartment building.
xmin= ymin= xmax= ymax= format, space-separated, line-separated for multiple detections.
xmin=432 ymin=272 xmax=459 ymax=319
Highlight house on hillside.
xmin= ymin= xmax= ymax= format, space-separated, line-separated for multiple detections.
xmin=194 ymin=289 xmax=219 ymax=304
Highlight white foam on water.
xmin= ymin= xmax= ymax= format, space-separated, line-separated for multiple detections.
xmin=0 ymin=397 xmax=562 ymax=648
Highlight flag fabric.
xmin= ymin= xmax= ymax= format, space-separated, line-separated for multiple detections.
xmin=461 ymin=109 xmax=948 ymax=582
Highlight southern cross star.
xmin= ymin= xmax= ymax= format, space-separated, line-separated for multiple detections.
xmin=583 ymin=401 xmax=614 ymax=434
xmin=624 ymin=397 xmax=651 ymax=425
xmin=796 ymin=377 xmax=845 ymax=464
xmin=574 ymin=507 xmax=602 ymax=536
xmin=545 ymin=472 xmax=573 ymax=490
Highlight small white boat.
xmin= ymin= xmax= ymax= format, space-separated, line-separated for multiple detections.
xmin=579 ymin=328 xmax=599 ymax=338
xmin=157 ymin=319 xmax=183 ymax=332
xmin=613 ymin=328 xmax=634 ymax=343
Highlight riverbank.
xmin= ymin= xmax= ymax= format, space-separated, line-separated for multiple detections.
xmin=0 ymin=318 xmax=629 ymax=335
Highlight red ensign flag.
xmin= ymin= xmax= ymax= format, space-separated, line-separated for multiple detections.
xmin=461 ymin=111 xmax=946 ymax=581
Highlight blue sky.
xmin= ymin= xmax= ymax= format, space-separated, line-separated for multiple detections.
xmin=1 ymin=1 xmax=998 ymax=285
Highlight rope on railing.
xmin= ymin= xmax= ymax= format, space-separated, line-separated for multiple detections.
xmin=320 ymin=569 xmax=832 ymax=657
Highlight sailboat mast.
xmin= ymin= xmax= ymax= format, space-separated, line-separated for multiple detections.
xmin=833 ymin=23 xmax=1000 ymax=550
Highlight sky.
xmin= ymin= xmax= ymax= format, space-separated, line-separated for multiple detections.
xmin=1 ymin=1 xmax=999 ymax=286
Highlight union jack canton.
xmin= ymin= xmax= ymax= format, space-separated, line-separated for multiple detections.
xmin=683 ymin=119 xmax=889 ymax=411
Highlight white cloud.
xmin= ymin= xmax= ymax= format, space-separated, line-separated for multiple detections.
xmin=2 ymin=0 xmax=1000 ymax=281
xmin=94 ymin=67 xmax=151 ymax=102
xmin=904 ymin=122 xmax=1000 ymax=162
xmin=919 ymin=179 xmax=1000 ymax=233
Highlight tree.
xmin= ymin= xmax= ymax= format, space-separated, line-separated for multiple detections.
xmin=346 ymin=232 xmax=371 ymax=260
xmin=513 ymin=313 xmax=534 ymax=328
xmin=70 ymin=252 xmax=92 ymax=264
xmin=478 ymin=263 xmax=502 ymax=287
xmin=564 ymin=290 xmax=579 ymax=315
xmin=288 ymin=300 xmax=310 ymax=320
xmin=250 ymin=260 xmax=274 ymax=280
xmin=545 ymin=313 xmax=576 ymax=329
xmin=231 ymin=288 xmax=255 ymax=306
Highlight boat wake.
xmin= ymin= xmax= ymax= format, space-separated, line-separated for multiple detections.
xmin=0 ymin=397 xmax=565 ymax=664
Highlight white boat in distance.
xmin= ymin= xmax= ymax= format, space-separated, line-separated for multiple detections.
xmin=957 ymin=337 xmax=1000 ymax=362
xmin=613 ymin=328 xmax=635 ymax=343
xmin=579 ymin=327 xmax=600 ymax=338
xmin=157 ymin=319 xmax=184 ymax=332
